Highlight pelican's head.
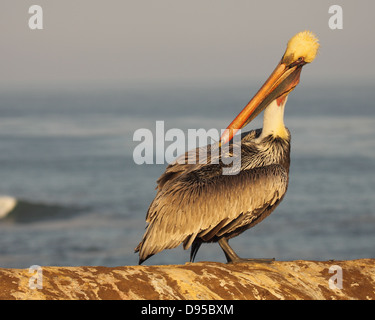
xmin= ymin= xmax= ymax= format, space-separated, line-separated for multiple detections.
xmin=282 ymin=31 xmax=320 ymax=65
xmin=220 ymin=31 xmax=319 ymax=145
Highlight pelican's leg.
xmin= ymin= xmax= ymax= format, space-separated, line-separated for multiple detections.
xmin=218 ymin=238 xmax=275 ymax=264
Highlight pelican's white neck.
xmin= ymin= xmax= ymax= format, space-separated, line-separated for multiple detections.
xmin=258 ymin=96 xmax=288 ymax=140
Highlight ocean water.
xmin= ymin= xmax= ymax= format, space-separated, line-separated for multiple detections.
xmin=0 ymin=82 xmax=374 ymax=268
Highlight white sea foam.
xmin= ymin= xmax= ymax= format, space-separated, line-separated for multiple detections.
xmin=0 ymin=196 xmax=17 ymax=219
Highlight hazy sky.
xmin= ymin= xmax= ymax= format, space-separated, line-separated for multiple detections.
xmin=2 ymin=0 xmax=375 ymax=89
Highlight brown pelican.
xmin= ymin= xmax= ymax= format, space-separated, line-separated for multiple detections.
xmin=135 ymin=31 xmax=319 ymax=264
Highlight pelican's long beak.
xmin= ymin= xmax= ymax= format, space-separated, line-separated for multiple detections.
xmin=220 ymin=59 xmax=305 ymax=145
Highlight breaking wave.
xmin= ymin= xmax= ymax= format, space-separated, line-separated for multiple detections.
xmin=0 ymin=195 xmax=85 ymax=223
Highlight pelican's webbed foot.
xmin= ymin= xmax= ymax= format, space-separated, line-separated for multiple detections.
xmin=227 ymin=257 xmax=275 ymax=264
xmin=218 ymin=238 xmax=275 ymax=264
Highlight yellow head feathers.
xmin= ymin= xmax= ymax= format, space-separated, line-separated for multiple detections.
xmin=283 ymin=31 xmax=319 ymax=64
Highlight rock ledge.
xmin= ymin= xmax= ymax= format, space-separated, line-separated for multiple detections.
xmin=0 ymin=259 xmax=374 ymax=300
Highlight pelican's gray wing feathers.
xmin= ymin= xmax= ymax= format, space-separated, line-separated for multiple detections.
xmin=135 ymin=162 xmax=288 ymax=263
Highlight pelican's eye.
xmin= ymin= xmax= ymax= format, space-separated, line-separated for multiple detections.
xmin=288 ymin=56 xmax=305 ymax=68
